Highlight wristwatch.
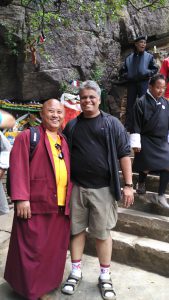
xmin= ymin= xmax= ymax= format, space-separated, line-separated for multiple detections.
xmin=124 ymin=183 xmax=133 ymax=188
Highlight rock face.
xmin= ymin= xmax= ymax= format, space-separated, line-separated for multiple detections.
xmin=0 ymin=2 xmax=25 ymax=99
xmin=0 ymin=2 xmax=169 ymax=102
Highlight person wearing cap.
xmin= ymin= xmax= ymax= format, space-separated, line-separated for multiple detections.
xmin=120 ymin=35 xmax=158 ymax=132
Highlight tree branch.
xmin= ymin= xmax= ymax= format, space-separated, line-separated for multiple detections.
xmin=128 ymin=0 xmax=164 ymax=11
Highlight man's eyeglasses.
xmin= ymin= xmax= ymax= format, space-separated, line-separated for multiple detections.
xmin=55 ymin=143 xmax=64 ymax=159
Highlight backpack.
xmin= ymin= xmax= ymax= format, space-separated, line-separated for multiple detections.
xmin=6 ymin=127 xmax=40 ymax=197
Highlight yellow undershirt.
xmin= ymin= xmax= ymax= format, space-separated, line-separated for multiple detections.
xmin=47 ymin=133 xmax=67 ymax=206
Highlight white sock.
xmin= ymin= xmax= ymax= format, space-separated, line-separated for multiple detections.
xmin=71 ymin=260 xmax=82 ymax=277
xmin=62 ymin=260 xmax=82 ymax=293
xmin=100 ymin=264 xmax=110 ymax=280
xmin=100 ymin=264 xmax=115 ymax=299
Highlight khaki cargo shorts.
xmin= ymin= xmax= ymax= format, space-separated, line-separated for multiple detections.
xmin=70 ymin=184 xmax=118 ymax=240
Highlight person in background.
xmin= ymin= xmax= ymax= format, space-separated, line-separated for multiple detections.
xmin=0 ymin=131 xmax=12 ymax=214
xmin=0 ymin=109 xmax=15 ymax=214
xmin=120 ymin=35 xmax=158 ymax=132
xmin=160 ymin=56 xmax=169 ymax=99
xmin=130 ymin=74 xmax=169 ymax=208
xmin=61 ymin=80 xmax=134 ymax=300
xmin=4 ymin=99 xmax=72 ymax=300
xmin=0 ymin=109 xmax=15 ymax=129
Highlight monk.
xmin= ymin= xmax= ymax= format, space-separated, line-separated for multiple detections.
xmin=4 ymin=99 xmax=72 ymax=299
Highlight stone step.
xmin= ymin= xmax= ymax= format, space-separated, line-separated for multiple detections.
xmin=120 ymin=172 xmax=169 ymax=194
xmin=84 ymin=231 xmax=169 ymax=277
xmin=119 ymin=191 xmax=169 ymax=217
xmin=116 ymin=207 xmax=169 ymax=243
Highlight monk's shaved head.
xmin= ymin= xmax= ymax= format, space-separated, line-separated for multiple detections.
xmin=42 ymin=99 xmax=64 ymax=112
xmin=40 ymin=98 xmax=65 ymax=132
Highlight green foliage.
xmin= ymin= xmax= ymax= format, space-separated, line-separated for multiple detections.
xmin=58 ymin=68 xmax=80 ymax=94
xmin=20 ymin=0 xmax=169 ymax=36
xmin=2 ymin=0 xmax=169 ymax=54
xmin=127 ymin=0 xmax=168 ymax=11
xmin=60 ymin=81 xmax=68 ymax=93
xmin=3 ymin=29 xmax=19 ymax=55
xmin=41 ymin=52 xmax=52 ymax=63
xmin=90 ymin=63 xmax=105 ymax=84
xmin=60 ymin=81 xmax=80 ymax=94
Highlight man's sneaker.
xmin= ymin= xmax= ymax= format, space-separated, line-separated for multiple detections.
xmin=136 ymin=182 xmax=146 ymax=194
xmin=152 ymin=194 xmax=169 ymax=209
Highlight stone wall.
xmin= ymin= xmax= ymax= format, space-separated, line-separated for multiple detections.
xmin=0 ymin=2 xmax=169 ymax=107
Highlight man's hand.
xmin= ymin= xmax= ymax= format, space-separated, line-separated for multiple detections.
xmin=16 ymin=201 xmax=31 ymax=219
xmin=0 ymin=168 xmax=5 ymax=179
xmin=122 ymin=186 xmax=134 ymax=208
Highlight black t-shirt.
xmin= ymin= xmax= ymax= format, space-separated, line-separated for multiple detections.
xmin=71 ymin=114 xmax=110 ymax=188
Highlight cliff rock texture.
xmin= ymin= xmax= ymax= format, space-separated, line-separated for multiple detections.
xmin=0 ymin=1 xmax=169 ymax=105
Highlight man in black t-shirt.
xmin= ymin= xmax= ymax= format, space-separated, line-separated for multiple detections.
xmin=62 ymin=80 xmax=134 ymax=300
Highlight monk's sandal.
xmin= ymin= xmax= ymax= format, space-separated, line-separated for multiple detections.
xmin=61 ymin=273 xmax=82 ymax=295
xmin=98 ymin=277 xmax=116 ymax=300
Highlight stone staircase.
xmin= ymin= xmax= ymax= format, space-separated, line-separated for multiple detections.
xmin=84 ymin=164 xmax=169 ymax=277
xmin=2 ymin=159 xmax=169 ymax=276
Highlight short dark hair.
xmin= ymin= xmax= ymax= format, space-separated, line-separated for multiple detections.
xmin=149 ymin=74 xmax=166 ymax=86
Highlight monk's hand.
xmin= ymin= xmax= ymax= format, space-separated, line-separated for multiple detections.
xmin=16 ymin=201 xmax=31 ymax=219
xmin=122 ymin=186 xmax=134 ymax=208
xmin=133 ymin=147 xmax=141 ymax=153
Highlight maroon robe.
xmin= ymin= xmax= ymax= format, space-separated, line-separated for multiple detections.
xmin=4 ymin=125 xmax=72 ymax=300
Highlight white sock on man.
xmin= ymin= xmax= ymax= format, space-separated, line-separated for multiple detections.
xmin=100 ymin=263 xmax=110 ymax=280
xmin=71 ymin=259 xmax=82 ymax=277
xmin=99 ymin=264 xmax=115 ymax=299
xmin=62 ymin=260 xmax=82 ymax=293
